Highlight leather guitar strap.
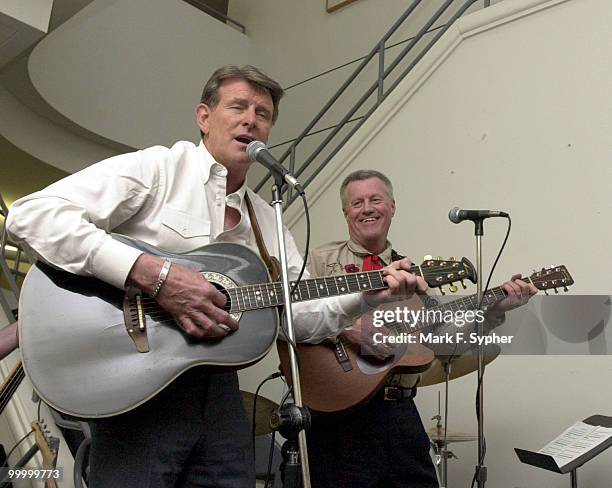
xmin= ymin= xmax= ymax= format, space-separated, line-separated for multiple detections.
xmin=245 ymin=193 xmax=281 ymax=282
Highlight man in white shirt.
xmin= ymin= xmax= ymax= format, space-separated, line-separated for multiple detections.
xmin=7 ymin=65 xmax=426 ymax=487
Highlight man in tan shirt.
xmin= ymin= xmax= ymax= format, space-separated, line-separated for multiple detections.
xmin=306 ymin=169 xmax=536 ymax=488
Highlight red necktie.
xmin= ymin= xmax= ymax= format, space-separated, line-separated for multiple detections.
xmin=362 ymin=255 xmax=383 ymax=271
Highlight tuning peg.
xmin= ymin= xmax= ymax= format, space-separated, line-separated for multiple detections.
xmin=554 ymin=288 xmax=559 ymax=294
xmin=423 ymin=254 xmax=433 ymax=261
xmin=544 ymin=290 xmax=549 ymax=295
xmin=563 ymin=286 xmax=568 ymax=292
xmin=439 ymin=286 xmax=446 ymax=296
xmin=449 ymin=285 xmax=458 ymax=293
xmin=460 ymin=280 xmax=467 ymax=289
xmin=449 ymin=256 xmax=455 ymax=261
xmin=437 ymin=256 xmax=444 ymax=260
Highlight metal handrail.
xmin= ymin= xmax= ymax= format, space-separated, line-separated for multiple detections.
xmin=255 ymin=0 xmax=482 ymax=206
xmin=0 ymin=193 xmax=34 ymax=321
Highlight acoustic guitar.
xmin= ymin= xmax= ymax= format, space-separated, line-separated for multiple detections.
xmin=278 ymin=265 xmax=574 ymax=414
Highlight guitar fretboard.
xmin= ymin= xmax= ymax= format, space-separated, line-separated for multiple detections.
xmin=406 ymin=285 xmax=509 ymax=333
xmin=0 ymin=362 xmax=25 ymax=415
xmin=385 ymin=271 xmax=571 ymax=334
xmin=225 ymin=268 xmax=408 ymax=313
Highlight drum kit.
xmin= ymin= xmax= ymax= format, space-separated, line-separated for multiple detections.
xmin=421 ymin=343 xmax=501 ymax=487
xmin=243 ymin=344 xmax=501 ymax=488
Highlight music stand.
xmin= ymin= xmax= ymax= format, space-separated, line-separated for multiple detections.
xmin=515 ymin=415 xmax=612 ymax=488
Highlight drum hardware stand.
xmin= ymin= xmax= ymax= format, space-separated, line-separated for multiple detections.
xmin=270 ymin=403 xmax=311 ymax=487
xmin=430 ymin=361 xmax=455 ymax=488
xmin=269 ymin=181 xmax=312 ymax=488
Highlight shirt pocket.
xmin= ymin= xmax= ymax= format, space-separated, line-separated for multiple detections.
xmin=158 ymin=206 xmax=211 ymax=252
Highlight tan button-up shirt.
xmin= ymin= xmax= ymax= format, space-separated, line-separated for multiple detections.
xmin=309 ymin=239 xmax=420 ymax=387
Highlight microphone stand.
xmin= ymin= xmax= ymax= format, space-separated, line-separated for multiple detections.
xmin=473 ymin=218 xmax=487 ymax=488
xmin=268 ymin=179 xmax=312 ymax=488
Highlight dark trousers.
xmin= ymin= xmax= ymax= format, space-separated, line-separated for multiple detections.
xmin=88 ymin=368 xmax=255 ymax=488
xmin=307 ymin=393 xmax=439 ymax=488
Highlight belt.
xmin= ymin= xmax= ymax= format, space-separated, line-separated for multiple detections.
xmin=378 ymin=385 xmax=417 ymax=402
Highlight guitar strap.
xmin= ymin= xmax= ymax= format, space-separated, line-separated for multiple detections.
xmin=245 ymin=193 xmax=281 ymax=282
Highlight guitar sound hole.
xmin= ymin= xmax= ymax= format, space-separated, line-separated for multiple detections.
xmin=211 ymin=282 xmax=232 ymax=312
xmin=200 ymin=271 xmax=242 ymax=322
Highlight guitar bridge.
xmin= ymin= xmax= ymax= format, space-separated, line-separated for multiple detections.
xmin=332 ymin=338 xmax=353 ymax=372
xmin=123 ymin=287 xmax=150 ymax=353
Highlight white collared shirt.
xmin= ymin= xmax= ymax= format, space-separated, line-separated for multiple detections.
xmin=8 ymin=141 xmax=364 ymax=342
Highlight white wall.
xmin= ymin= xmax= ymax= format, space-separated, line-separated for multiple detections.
xmin=1 ymin=0 xmax=53 ymax=32
xmin=28 ymin=0 xmax=250 ymax=149
xmin=241 ymin=0 xmax=612 ymax=486
xmin=0 ymin=84 xmax=123 ymax=174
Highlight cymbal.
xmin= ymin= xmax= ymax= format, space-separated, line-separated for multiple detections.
xmin=419 ymin=344 xmax=501 ymax=387
xmin=241 ymin=391 xmax=279 ymax=436
xmin=428 ymin=426 xmax=477 ymax=444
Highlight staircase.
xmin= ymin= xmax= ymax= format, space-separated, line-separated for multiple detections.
xmin=254 ymin=0 xmax=486 ymax=207
xmin=0 ymin=192 xmax=33 ymax=322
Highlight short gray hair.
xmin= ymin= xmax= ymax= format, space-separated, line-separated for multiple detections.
xmin=200 ymin=65 xmax=284 ymax=123
xmin=340 ymin=169 xmax=394 ymax=210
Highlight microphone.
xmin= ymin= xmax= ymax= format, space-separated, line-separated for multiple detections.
xmin=448 ymin=207 xmax=509 ymax=224
xmin=246 ymin=141 xmax=305 ymax=195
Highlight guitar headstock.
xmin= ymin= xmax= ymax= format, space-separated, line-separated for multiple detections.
xmin=420 ymin=255 xmax=477 ymax=294
xmin=528 ymin=265 xmax=574 ymax=294
xmin=32 ymin=420 xmax=59 ymax=470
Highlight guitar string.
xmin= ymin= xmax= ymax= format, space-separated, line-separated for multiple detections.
xmin=131 ymin=289 xmax=511 ymax=333
xmin=1 ymin=376 xmax=25 ymax=410
xmin=378 ymin=274 xmax=568 ymax=338
xmin=383 ymin=288 xmax=508 ymax=336
xmin=119 ymin=273 xmax=568 ymax=330
xmin=135 ymin=271 xmax=392 ymax=316
xmin=0 ymin=378 xmax=25 ymax=413
xmin=137 ymin=285 xmax=504 ymax=324
xmin=0 ymin=366 xmax=26 ymax=413
xmin=131 ymin=272 xmax=566 ymax=322
xmin=135 ymin=273 xmax=559 ymax=320
xmin=138 ymin=264 xmax=474 ymax=301
xmin=135 ymin=266 xmax=473 ymax=308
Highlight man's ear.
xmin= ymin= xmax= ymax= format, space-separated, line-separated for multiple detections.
xmin=391 ymin=199 xmax=396 ymax=217
xmin=195 ymin=103 xmax=211 ymax=136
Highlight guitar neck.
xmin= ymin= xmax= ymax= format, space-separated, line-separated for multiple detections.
xmin=226 ymin=265 xmax=426 ymax=313
xmin=0 ymin=362 xmax=25 ymax=415
xmin=437 ymin=284 xmax=508 ymax=315
xmin=423 ymin=270 xmax=565 ymax=324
